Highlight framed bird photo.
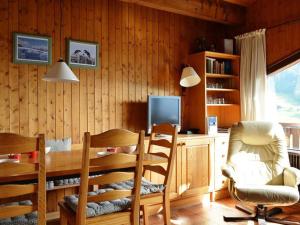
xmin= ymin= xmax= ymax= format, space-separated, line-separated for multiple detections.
xmin=67 ymin=39 xmax=99 ymax=69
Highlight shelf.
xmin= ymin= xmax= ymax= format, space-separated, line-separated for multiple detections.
xmin=206 ymin=73 xmax=238 ymax=79
xmin=205 ymin=51 xmax=240 ymax=60
xmin=207 ymin=104 xmax=239 ymax=106
xmin=206 ymin=88 xmax=239 ymax=92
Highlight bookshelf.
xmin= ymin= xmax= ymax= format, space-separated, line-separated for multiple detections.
xmin=185 ymin=51 xmax=241 ymax=134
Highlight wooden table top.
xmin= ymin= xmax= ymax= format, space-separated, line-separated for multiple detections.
xmin=0 ymin=149 xmax=167 ymax=183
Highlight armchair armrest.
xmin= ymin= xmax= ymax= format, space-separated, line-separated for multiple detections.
xmin=222 ymin=164 xmax=237 ymax=182
xmin=284 ymin=167 xmax=300 ymax=187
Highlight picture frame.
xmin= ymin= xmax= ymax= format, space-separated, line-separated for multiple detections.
xmin=13 ymin=32 xmax=52 ymax=65
xmin=67 ymin=39 xmax=99 ymax=69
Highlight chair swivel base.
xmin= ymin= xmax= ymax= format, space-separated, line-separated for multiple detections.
xmin=224 ymin=205 xmax=300 ymax=225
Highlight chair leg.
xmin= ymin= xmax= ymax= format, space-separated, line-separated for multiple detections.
xmin=223 ymin=215 xmax=257 ymax=222
xmin=142 ymin=205 xmax=150 ymax=225
xmin=60 ymin=208 xmax=68 ymax=225
xmin=163 ymin=196 xmax=171 ymax=225
xmin=266 ymin=207 xmax=282 ymax=217
xmin=235 ymin=203 xmax=254 ymax=215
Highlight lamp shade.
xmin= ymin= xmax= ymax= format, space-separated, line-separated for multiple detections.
xmin=43 ymin=59 xmax=79 ymax=83
xmin=180 ymin=66 xmax=201 ymax=87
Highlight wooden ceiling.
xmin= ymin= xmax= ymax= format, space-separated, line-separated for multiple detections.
xmin=120 ymin=0 xmax=256 ymax=25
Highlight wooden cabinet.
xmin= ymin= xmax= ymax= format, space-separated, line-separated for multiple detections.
xmin=186 ymin=51 xmax=241 ymax=134
xmin=214 ymin=135 xmax=229 ymax=191
xmin=180 ymin=137 xmax=214 ymax=197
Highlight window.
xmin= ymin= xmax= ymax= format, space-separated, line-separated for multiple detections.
xmin=269 ymin=62 xmax=300 ymax=150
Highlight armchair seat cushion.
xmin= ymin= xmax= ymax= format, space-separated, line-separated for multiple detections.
xmin=234 ymin=184 xmax=299 ymax=205
xmin=64 ymin=178 xmax=164 ymax=217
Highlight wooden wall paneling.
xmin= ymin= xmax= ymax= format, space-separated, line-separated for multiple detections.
xmin=62 ymin=0 xmax=72 ymax=139
xmin=55 ymin=0 xmax=64 ymax=140
xmin=115 ymin=1 xmax=123 ymax=129
xmin=121 ymin=2 xmax=129 ymax=130
xmin=1 ymin=0 xmax=227 ymax=143
xmin=37 ymin=0 xmax=47 ymax=136
xmin=134 ymin=5 xmax=142 ymax=131
xmin=94 ymin=0 xmax=102 ymax=134
xmin=169 ymin=14 xmax=175 ymax=96
xmin=19 ymin=0 xmax=29 ymax=136
xmin=46 ymin=0 xmax=55 ymax=139
xmin=152 ymin=10 xmax=159 ymax=96
xmin=79 ymin=0 xmax=88 ymax=139
xmin=158 ymin=12 xmax=164 ymax=96
xmin=128 ymin=2 xmax=135 ymax=131
xmin=146 ymin=8 xmax=153 ymax=96
xmin=141 ymin=6 xmax=147 ymax=104
xmin=101 ymin=0 xmax=109 ymax=132
xmin=87 ymin=0 xmax=95 ymax=134
xmin=71 ymin=0 xmax=80 ymax=144
xmin=108 ymin=0 xmax=116 ymax=129
xmin=8 ymin=0 xmax=19 ymax=134
xmin=164 ymin=12 xmax=170 ymax=96
xmin=0 ymin=0 xmax=9 ymax=133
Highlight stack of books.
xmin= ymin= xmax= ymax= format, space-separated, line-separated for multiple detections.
xmin=206 ymin=58 xmax=232 ymax=74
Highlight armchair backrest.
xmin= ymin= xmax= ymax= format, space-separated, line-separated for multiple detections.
xmin=227 ymin=121 xmax=290 ymax=185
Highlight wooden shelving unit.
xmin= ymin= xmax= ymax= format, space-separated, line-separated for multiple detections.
xmin=185 ymin=51 xmax=241 ymax=134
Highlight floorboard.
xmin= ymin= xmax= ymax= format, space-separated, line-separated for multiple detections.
xmin=47 ymin=198 xmax=300 ymax=225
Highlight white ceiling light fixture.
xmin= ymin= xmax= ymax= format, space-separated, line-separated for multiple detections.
xmin=180 ymin=66 xmax=201 ymax=87
xmin=43 ymin=0 xmax=79 ymax=83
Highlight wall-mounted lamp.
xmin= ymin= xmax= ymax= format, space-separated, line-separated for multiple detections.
xmin=180 ymin=66 xmax=201 ymax=88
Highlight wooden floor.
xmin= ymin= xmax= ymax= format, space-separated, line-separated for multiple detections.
xmin=48 ymin=198 xmax=300 ymax=225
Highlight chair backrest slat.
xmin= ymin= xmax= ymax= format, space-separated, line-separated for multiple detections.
xmin=88 ymin=172 xmax=135 ymax=186
xmin=0 ymin=133 xmax=46 ymax=225
xmin=90 ymin=129 xmax=140 ymax=148
xmin=77 ymin=129 xmax=145 ymax=225
xmin=0 ymin=162 xmax=38 ymax=177
xmin=0 ymin=205 xmax=37 ymax=220
xmin=145 ymin=123 xmax=178 ymax=189
xmin=89 ymin=153 xmax=137 ymax=167
xmin=87 ymin=190 xmax=133 ymax=203
xmin=0 ymin=184 xmax=37 ymax=199
xmin=151 ymin=139 xmax=172 ymax=149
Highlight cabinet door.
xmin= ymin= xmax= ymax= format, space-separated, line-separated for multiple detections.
xmin=214 ymin=136 xmax=229 ymax=191
xmin=181 ymin=138 xmax=214 ymax=197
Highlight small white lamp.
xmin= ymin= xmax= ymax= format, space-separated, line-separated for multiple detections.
xmin=43 ymin=58 xmax=79 ymax=83
xmin=180 ymin=66 xmax=201 ymax=87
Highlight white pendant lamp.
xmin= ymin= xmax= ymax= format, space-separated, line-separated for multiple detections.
xmin=180 ymin=66 xmax=201 ymax=87
xmin=43 ymin=0 xmax=79 ymax=83
xmin=43 ymin=58 xmax=79 ymax=82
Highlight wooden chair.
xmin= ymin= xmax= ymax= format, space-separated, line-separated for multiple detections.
xmin=141 ymin=123 xmax=177 ymax=225
xmin=59 ymin=129 xmax=145 ymax=225
xmin=0 ymin=133 xmax=46 ymax=225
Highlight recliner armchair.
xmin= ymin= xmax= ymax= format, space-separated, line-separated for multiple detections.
xmin=222 ymin=121 xmax=300 ymax=224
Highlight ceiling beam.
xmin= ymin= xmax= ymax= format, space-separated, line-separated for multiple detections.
xmin=223 ymin=0 xmax=255 ymax=7
xmin=119 ymin=0 xmax=245 ymax=25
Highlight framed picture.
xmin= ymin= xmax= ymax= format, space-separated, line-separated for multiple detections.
xmin=13 ymin=32 xmax=52 ymax=65
xmin=67 ymin=39 xmax=99 ymax=69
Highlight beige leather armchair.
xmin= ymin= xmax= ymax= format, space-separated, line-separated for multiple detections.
xmin=222 ymin=121 xmax=300 ymax=224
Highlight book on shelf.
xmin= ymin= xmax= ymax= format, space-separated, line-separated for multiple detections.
xmin=206 ymin=57 xmax=215 ymax=73
xmin=206 ymin=58 xmax=231 ymax=75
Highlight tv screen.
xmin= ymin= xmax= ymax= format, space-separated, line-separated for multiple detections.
xmin=147 ymin=95 xmax=181 ymax=133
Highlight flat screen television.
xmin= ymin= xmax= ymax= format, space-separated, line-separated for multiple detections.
xmin=147 ymin=95 xmax=181 ymax=134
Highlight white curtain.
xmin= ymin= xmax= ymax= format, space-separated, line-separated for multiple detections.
xmin=235 ymin=29 xmax=268 ymax=121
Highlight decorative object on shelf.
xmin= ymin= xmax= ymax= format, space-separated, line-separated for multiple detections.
xmin=67 ymin=39 xmax=99 ymax=69
xmin=13 ymin=32 xmax=52 ymax=65
xmin=43 ymin=0 xmax=79 ymax=83
xmin=180 ymin=66 xmax=201 ymax=87
xmin=224 ymin=39 xmax=234 ymax=54
xmin=207 ymin=116 xmax=218 ymax=135
xmin=195 ymin=37 xmax=207 ymax=52
xmin=209 ymin=43 xmax=216 ymax=52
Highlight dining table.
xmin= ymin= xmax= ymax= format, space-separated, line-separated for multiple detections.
xmin=0 ymin=148 xmax=168 ymax=184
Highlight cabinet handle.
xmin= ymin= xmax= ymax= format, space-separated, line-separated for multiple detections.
xmin=222 ymin=141 xmax=226 ymax=145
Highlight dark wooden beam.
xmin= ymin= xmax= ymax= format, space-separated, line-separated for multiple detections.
xmin=223 ymin=0 xmax=256 ymax=7
xmin=119 ymin=0 xmax=245 ymax=25
xmin=267 ymin=50 xmax=300 ymax=75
